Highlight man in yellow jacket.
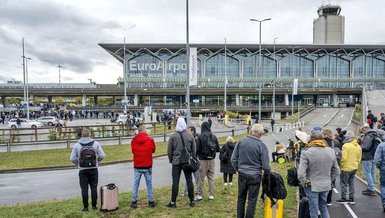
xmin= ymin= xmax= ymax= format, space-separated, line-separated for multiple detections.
xmin=336 ymin=131 xmax=362 ymax=205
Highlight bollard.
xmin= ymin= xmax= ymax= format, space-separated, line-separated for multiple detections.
xmin=164 ymin=133 xmax=167 ymax=142
xmin=67 ymin=140 xmax=70 ymax=149
xmin=118 ymin=136 xmax=122 ymax=145
xmin=7 ymin=142 xmax=10 ymax=152
xmin=232 ymin=129 xmax=235 ymax=137
xmin=247 ymin=126 xmax=250 ymax=133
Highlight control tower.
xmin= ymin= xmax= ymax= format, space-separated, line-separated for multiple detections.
xmin=313 ymin=5 xmax=345 ymax=44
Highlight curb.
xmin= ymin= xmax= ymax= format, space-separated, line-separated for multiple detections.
xmin=0 ymin=154 xmax=168 ymax=174
xmin=355 ymin=174 xmax=381 ymax=195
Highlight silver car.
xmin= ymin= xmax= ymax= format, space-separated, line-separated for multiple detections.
xmin=36 ymin=116 xmax=59 ymax=126
xmin=7 ymin=119 xmax=44 ymax=129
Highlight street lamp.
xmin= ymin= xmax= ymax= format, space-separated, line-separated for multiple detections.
xmin=224 ymin=37 xmax=227 ymax=112
xmin=250 ymin=18 xmax=271 ymax=123
xmin=26 ymin=57 xmax=31 ymax=120
xmin=123 ymin=37 xmax=127 ymax=114
xmin=186 ymin=0 xmax=191 ymax=125
xmin=272 ymin=37 xmax=278 ymax=120
xmin=58 ymin=64 xmax=62 ymax=84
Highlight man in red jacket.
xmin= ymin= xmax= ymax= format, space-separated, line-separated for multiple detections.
xmin=131 ymin=124 xmax=156 ymax=209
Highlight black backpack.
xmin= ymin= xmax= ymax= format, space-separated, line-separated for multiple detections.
xmin=371 ymin=133 xmax=383 ymax=156
xmin=287 ymin=167 xmax=300 ymax=187
xmin=219 ymin=144 xmax=229 ymax=162
xmin=261 ymin=172 xmax=287 ymax=206
xmin=79 ymin=141 xmax=97 ymax=168
xmin=200 ymin=133 xmax=217 ymax=159
xmin=330 ymin=140 xmax=342 ymax=163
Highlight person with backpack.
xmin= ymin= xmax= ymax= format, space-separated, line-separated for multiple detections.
xmin=360 ymin=125 xmax=380 ymax=196
xmin=130 ymin=124 xmax=156 ymax=209
xmin=374 ymin=140 xmax=385 ymax=212
xmin=367 ymin=110 xmax=378 ymax=129
xmin=70 ymin=128 xmax=105 ymax=212
xmin=195 ymin=121 xmax=220 ymax=201
xmin=322 ymin=128 xmax=341 ymax=205
xmin=298 ymin=132 xmax=340 ymax=218
xmin=220 ymin=136 xmax=236 ymax=188
xmin=166 ymin=117 xmax=196 ymax=208
xmin=335 ymin=131 xmax=362 ymax=205
xmin=231 ymin=124 xmax=270 ymax=218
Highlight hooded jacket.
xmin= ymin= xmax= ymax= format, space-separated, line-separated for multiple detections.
xmin=70 ymin=137 xmax=105 ymax=170
xmin=361 ymin=129 xmax=378 ymax=160
xmin=340 ymin=138 xmax=362 ymax=172
xmin=167 ymin=118 xmax=196 ymax=165
xmin=196 ymin=121 xmax=220 ymax=160
xmin=131 ymin=132 xmax=156 ymax=169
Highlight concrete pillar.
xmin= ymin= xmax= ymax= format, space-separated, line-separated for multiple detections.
xmin=1 ymin=96 xmax=7 ymax=107
xmin=134 ymin=94 xmax=138 ymax=106
xmin=112 ymin=96 xmax=116 ymax=105
xmin=48 ymin=96 xmax=53 ymax=103
xmin=236 ymin=94 xmax=240 ymax=106
xmin=333 ymin=94 xmax=338 ymax=107
xmin=94 ymin=96 xmax=98 ymax=106
xmin=163 ymin=96 xmax=167 ymax=106
xmin=82 ymin=95 xmax=86 ymax=107
xmin=284 ymin=94 xmax=289 ymax=106
xmin=202 ymin=96 xmax=205 ymax=106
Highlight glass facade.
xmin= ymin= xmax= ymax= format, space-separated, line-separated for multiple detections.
xmin=119 ymin=44 xmax=385 ymax=89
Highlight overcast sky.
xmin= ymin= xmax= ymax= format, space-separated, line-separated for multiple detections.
xmin=0 ymin=0 xmax=384 ymax=84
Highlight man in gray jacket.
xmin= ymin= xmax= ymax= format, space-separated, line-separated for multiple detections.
xmin=360 ymin=125 xmax=378 ymax=196
xmin=166 ymin=117 xmax=196 ymax=208
xmin=231 ymin=124 xmax=270 ymax=218
xmin=70 ymin=128 xmax=105 ymax=212
xmin=298 ymin=132 xmax=340 ymax=218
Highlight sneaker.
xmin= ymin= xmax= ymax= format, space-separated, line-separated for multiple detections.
xmin=362 ymin=190 xmax=376 ymax=196
xmin=183 ymin=192 xmax=189 ymax=196
xmin=347 ymin=198 xmax=355 ymax=205
xmin=335 ymin=198 xmax=347 ymax=204
xmin=195 ymin=195 xmax=203 ymax=201
xmin=189 ymin=201 xmax=195 ymax=207
xmin=81 ymin=207 xmax=89 ymax=212
xmin=209 ymin=195 xmax=214 ymax=200
xmin=229 ymin=182 xmax=233 ymax=186
xmin=92 ymin=206 xmax=97 ymax=211
xmin=131 ymin=201 xmax=137 ymax=209
xmin=224 ymin=183 xmax=228 ymax=186
xmin=166 ymin=202 xmax=176 ymax=208
xmin=327 ymin=202 xmax=332 ymax=206
xmin=149 ymin=201 xmax=156 ymax=208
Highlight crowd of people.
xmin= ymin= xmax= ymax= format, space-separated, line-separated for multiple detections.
xmin=67 ymin=108 xmax=385 ymax=217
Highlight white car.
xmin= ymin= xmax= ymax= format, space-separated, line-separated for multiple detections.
xmin=7 ymin=119 xmax=44 ymax=129
xmin=112 ymin=115 xmax=143 ymax=125
xmin=36 ymin=116 xmax=59 ymax=126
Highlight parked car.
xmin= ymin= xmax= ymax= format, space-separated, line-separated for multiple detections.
xmin=7 ymin=119 xmax=43 ymax=129
xmin=111 ymin=115 xmax=143 ymax=125
xmin=36 ymin=116 xmax=59 ymax=126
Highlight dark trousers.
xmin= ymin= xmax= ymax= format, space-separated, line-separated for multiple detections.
xmin=223 ymin=173 xmax=234 ymax=183
xmin=327 ymin=180 xmax=336 ymax=203
xmin=171 ymin=165 xmax=194 ymax=202
xmin=79 ymin=168 xmax=98 ymax=208
xmin=237 ymin=172 xmax=262 ymax=218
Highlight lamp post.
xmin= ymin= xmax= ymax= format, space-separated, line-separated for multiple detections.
xmin=21 ymin=38 xmax=26 ymax=111
xmin=123 ymin=37 xmax=127 ymax=114
xmin=250 ymin=18 xmax=271 ymax=123
xmin=58 ymin=64 xmax=62 ymax=84
xmin=186 ymin=0 xmax=191 ymax=125
xmin=26 ymin=57 xmax=31 ymax=120
xmin=272 ymin=37 xmax=278 ymax=120
xmin=224 ymin=37 xmax=227 ymax=112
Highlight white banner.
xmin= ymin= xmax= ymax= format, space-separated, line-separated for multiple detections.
xmin=293 ymin=78 xmax=298 ymax=95
xmin=189 ymin=47 xmax=198 ymax=86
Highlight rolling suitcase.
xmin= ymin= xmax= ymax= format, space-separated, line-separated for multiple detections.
xmin=298 ymin=197 xmax=310 ymax=218
xmin=100 ymin=183 xmax=119 ymax=211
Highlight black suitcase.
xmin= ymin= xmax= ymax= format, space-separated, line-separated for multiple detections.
xmin=298 ymin=197 xmax=311 ymax=218
xmin=299 ymin=184 xmax=307 ymax=200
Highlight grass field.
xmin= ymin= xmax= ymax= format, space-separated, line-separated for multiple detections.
xmin=0 ymin=133 xmax=247 ymax=171
xmin=0 ymin=162 xmax=297 ymax=218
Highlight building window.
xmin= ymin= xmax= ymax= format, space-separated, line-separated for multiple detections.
xmin=249 ymin=67 xmax=253 ymax=74
xmin=211 ymin=67 xmax=215 ymax=74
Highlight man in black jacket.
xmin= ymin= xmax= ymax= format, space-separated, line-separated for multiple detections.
xmin=195 ymin=121 xmax=220 ymax=201
xmin=367 ymin=110 xmax=377 ymax=129
xmin=360 ymin=125 xmax=378 ymax=196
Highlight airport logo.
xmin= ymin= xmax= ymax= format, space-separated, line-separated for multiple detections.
xmin=129 ymin=61 xmax=188 ymax=72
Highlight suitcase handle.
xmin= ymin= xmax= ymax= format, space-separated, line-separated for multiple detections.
xmin=107 ymin=183 xmax=116 ymax=190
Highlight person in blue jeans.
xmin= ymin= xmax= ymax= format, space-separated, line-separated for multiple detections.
xmin=131 ymin=125 xmax=156 ymax=208
xmin=360 ymin=125 xmax=378 ymax=196
xmin=298 ymin=132 xmax=340 ymax=218
xmin=374 ymin=141 xmax=385 ymax=212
